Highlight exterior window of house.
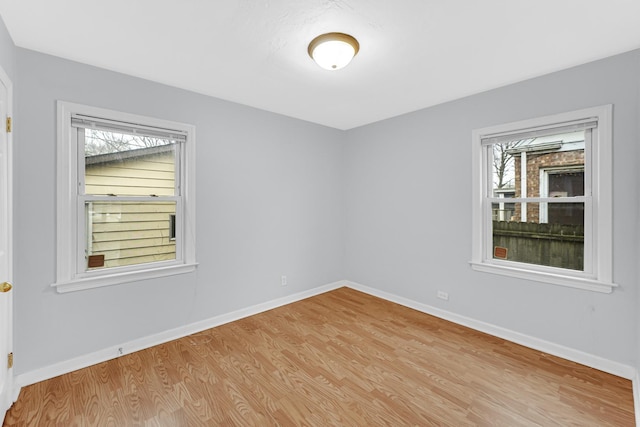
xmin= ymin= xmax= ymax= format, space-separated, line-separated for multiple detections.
xmin=540 ymin=167 xmax=585 ymax=225
xmin=471 ymin=105 xmax=614 ymax=293
xmin=169 ymin=214 xmax=176 ymax=241
xmin=54 ymin=102 xmax=197 ymax=293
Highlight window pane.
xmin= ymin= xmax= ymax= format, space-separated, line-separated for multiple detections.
xmin=85 ymin=201 xmax=176 ymax=270
xmin=492 ymin=130 xmax=584 ymax=199
xmin=84 ymin=129 xmax=176 ymax=196
xmin=547 ymin=202 xmax=584 ymax=226
xmin=548 ymin=170 xmax=584 ymax=197
xmin=492 ymin=202 xmax=583 ymax=271
xmin=491 ymin=142 xmax=516 ymax=193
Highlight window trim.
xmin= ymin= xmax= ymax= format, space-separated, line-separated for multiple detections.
xmin=54 ymin=101 xmax=197 ymax=293
xmin=470 ymin=105 xmax=615 ymax=293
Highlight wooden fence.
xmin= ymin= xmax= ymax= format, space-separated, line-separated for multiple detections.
xmin=492 ymin=221 xmax=583 ymax=271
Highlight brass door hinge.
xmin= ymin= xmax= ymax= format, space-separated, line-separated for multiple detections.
xmin=7 ymin=352 xmax=13 ymax=369
xmin=6 ymin=117 xmax=11 ymax=133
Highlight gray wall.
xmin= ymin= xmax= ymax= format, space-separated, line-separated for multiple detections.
xmin=344 ymin=49 xmax=640 ymax=367
xmin=13 ymin=48 xmax=345 ymax=374
xmin=0 ymin=16 xmax=14 ymax=81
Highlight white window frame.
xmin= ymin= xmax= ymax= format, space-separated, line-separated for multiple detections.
xmin=54 ymin=101 xmax=197 ymax=293
xmin=470 ymin=105 xmax=615 ymax=293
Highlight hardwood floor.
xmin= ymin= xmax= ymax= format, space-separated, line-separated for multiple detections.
xmin=3 ymin=287 xmax=635 ymax=426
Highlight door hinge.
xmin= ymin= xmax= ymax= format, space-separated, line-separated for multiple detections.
xmin=7 ymin=352 xmax=13 ymax=369
xmin=6 ymin=117 xmax=11 ymax=133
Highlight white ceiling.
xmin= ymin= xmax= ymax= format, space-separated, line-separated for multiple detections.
xmin=1 ymin=1 xmax=639 ymax=130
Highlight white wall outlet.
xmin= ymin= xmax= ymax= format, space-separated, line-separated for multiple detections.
xmin=281 ymin=275 xmax=287 ymax=286
xmin=437 ymin=290 xmax=449 ymax=301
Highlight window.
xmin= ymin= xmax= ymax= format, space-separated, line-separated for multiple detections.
xmin=54 ymin=102 xmax=196 ymax=292
xmin=471 ymin=105 xmax=615 ymax=293
xmin=169 ymin=214 xmax=176 ymax=241
xmin=540 ymin=166 xmax=584 ymax=225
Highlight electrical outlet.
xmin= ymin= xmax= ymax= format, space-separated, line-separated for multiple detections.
xmin=281 ymin=275 xmax=287 ymax=286
xmin=437 ymin=291 xmax=449 ymax=301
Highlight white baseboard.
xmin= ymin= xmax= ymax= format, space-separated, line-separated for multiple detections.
xmin=344 ymin=281 xmax=637 ymax=380
xmin=14 ymin=281 xmax=344 ymax=389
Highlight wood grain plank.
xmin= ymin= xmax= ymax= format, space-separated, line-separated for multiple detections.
xmin=4 ymin=288 xmax=635 ymax=426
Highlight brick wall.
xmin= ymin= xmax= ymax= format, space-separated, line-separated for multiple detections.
xmin=513 ymin=150 xmax=584 ymax=222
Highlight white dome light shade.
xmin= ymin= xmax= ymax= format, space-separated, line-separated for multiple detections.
xmin=308 ymin=33 xmax=359 ymax=71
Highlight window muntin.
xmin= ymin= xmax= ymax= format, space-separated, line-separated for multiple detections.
xmin=471 ymin=105 xmax=614 ymax=293
xmin=55 ymin=102 xmax=197 ymax=292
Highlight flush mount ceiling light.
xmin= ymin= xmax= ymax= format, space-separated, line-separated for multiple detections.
xmin=308 ymin=32 xmax=360 ymax=71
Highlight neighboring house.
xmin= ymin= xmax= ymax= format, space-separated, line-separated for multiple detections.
xmin=492 ymin=187 xmax=515 ymax=221
xmin=84 ymin=145 xmax=176 ymax=269
xmin=507 ymin=131 xmax=585 ymax=225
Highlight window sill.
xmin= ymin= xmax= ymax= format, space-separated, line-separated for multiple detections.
xmin=469 ymin=262 xmax=616 ymax=293
xmin=52 ymin=263 xmax=198 ymax=293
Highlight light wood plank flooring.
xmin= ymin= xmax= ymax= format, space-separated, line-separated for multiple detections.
xmin=4 ymin=287 xmax=635 ymax=426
